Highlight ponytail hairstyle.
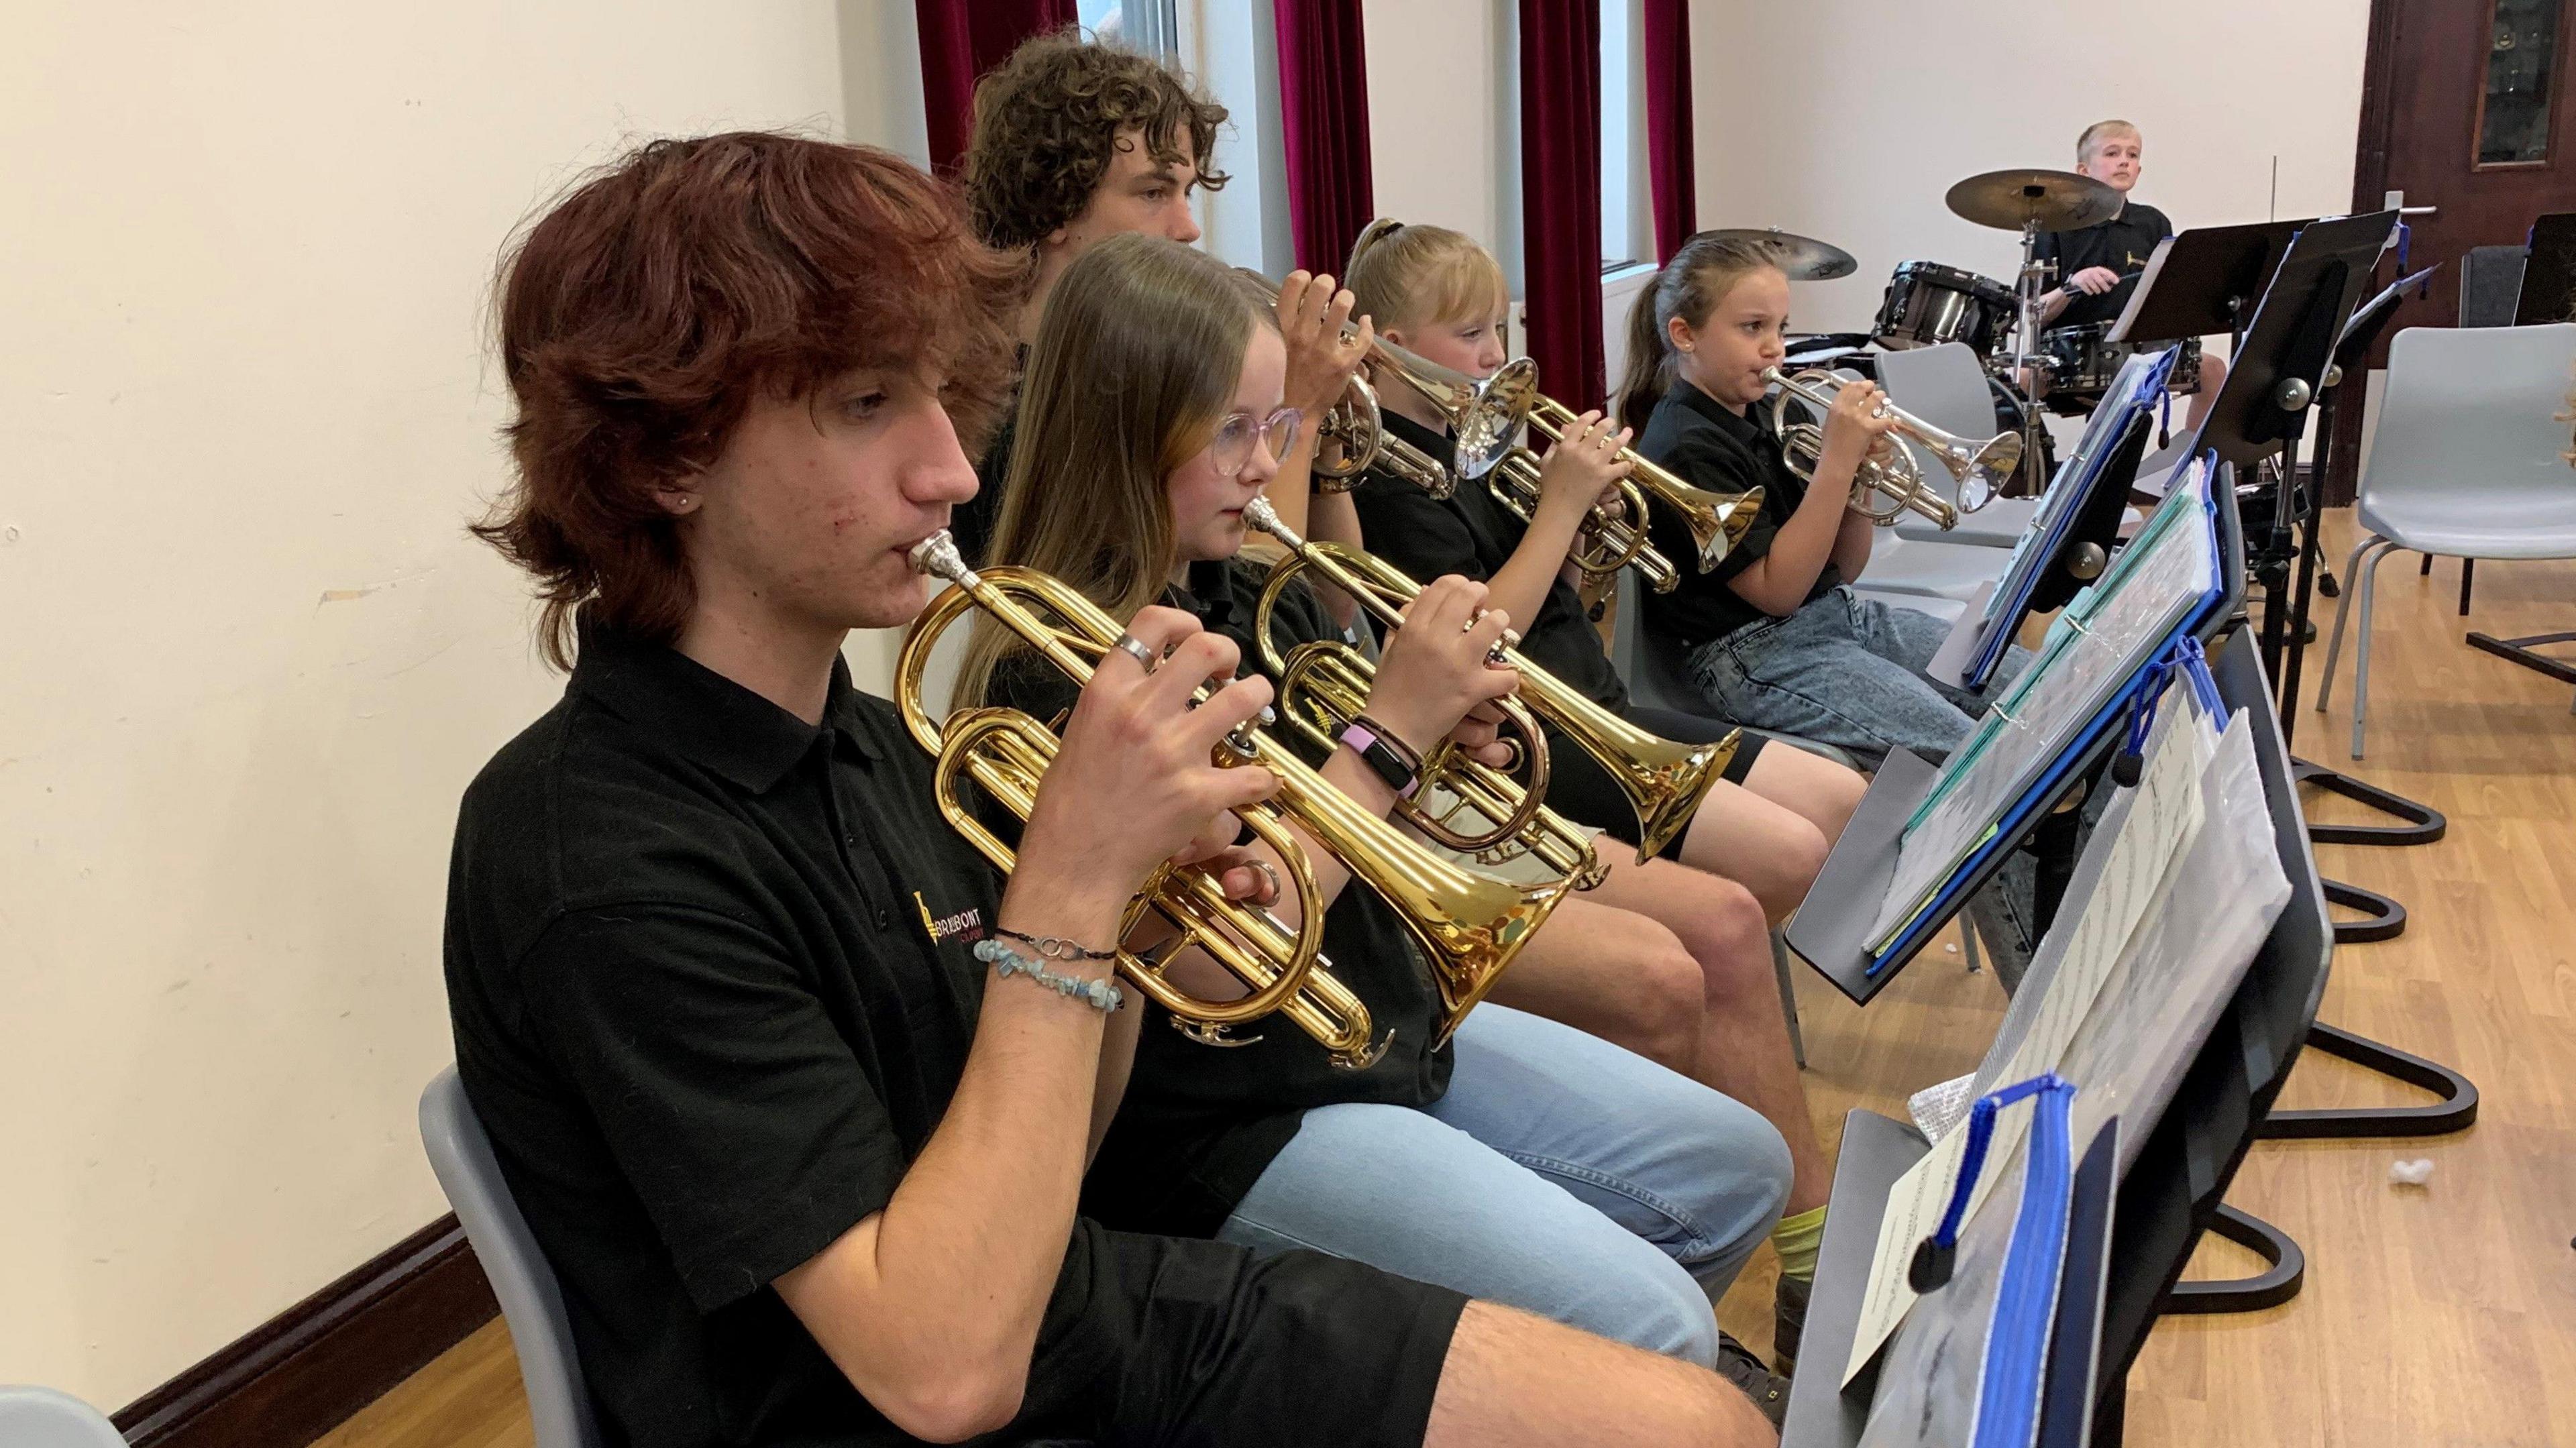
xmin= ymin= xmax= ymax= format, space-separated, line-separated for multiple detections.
xmin=1344 ymin=217 xmax=1509 ymax=341
xmin=1617 ymin=233 xmax=1782 ymax=427
xmin=956 ymin=233 xmax=1273 ymax=710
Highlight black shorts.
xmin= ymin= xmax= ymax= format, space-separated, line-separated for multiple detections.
xmin=1006 ymin=1221 xmax=1468 ymax=1447
xmin=1541 ymin=704 xmax=1766 ymax=859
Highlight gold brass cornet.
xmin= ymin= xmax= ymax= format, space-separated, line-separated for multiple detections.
xmin=1244 ymin=498 xmax=1735 ymax=867
xmin=1504 ymin=394 xmax=1772 ymax=579
xmin=902 ymin=532 xmax=1572 ymax=1055
xmin=1236 ymin=272 xmax=1535 ymax=496
xmin=1761 ymin=367 xmax=2019 ymax=529
xmin=1485 ymin=445 xmax=1673 ymax=592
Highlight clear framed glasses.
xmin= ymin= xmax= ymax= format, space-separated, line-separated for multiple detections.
xmin=1209 ymin=406 xmax=1303 ymax=478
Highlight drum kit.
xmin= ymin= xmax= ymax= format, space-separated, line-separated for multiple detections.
xmin=1742 ymin=168 xmax=2202 ymax=493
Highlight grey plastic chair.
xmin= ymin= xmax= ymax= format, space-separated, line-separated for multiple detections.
xmin=1874 ymin=342 xmax=2044 ymax=548
xmin=0 ymin=1388 xmax=127 ymax=1447
xmin=420 ymin=1068 xmax=607 ymax=1448
xmin=2315 ymin=322 xmax=2576 ymax=757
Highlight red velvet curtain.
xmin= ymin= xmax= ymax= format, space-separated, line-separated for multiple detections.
xmin=1641 ymin=0 xmax=1695 ymax=263
xmin=1273 ymin=0 xmax=1377 ymax=275
xmin=916 ymin=0 xmax=1078 ymax=176
xmin=1519 ymin=0 xmax=1606 ymax=410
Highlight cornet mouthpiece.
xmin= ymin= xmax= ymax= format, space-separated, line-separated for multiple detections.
xmin=909 ymin=531 xmax=977 ymax=588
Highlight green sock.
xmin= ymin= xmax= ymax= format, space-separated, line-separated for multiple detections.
xmin=1770 ymin=1205 xmax=1827 ymax=1284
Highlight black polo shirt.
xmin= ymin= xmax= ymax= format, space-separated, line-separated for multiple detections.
xmin=2034 ymin=201 xmax=2174 ymax=329
xmin=983 ymin=559 xmax=1454 ymax=1239
xmin=1347 ymin=407 xmax=1628 ymax=710
xmin=453 ymin=630 xmax=1415 ymax=1448
xmin=1635 ymin=381 xmax=1836 ymax=651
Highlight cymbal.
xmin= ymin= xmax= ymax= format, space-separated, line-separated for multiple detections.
xmin=1698 ymin=227 xmax=1858 ymax=280
xmin=1943 ymin=169 xmax=2122 ymax=232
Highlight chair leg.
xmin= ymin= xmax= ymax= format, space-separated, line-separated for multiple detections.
xmin=2459 ymin=558 xmax=2475 ymax=616
xmin=2353 ymin=543 xmax=2392 ymax=760
xmin=2419 ymin=552 xmax=2433 ymax=576
xmin=2316 ymin=535 xmax=2381 ymax=714
xmin=1770 ymin=928 xmax=1806 ymax=1068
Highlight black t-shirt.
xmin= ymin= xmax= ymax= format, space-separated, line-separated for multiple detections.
xmin=949 ymin=345 xmax=1030 ymax=565
xmin=1635 ymin=382 xmax=1837 ymax=650
xmin=445 ymin=631 xmax=1134 ymax=1447
xmin=1348 ymin=408 xmax=1628 ymax=710
xmin=982 ymin=559 xmax=1454 ymax=1239
xmin=2034 ymin=201 xmax=2174 ymax=329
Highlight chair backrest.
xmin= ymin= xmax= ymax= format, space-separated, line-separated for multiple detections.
xmin=1611 ymin=567 xmax=1709 ymax=714
xmin=1873 ymin=342 xmax=1999 ymax=510
xmin=2358 ymin=323 xmax=2576 ymax=514
xmin=0 ymin=1388 xmax=128 ymax=1447
xmin=419 ymin=1068 xmax=606 ymax=1448
xmin=2460 ymin=244 xmax=2530 ymax=328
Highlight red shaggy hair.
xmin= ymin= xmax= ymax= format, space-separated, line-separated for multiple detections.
xmin=478 ymin=131 xmax=1026 ymax=669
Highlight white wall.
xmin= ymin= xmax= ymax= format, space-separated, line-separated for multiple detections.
xmin=1690 ymin=0 xmax=2372 ymax=337
xmin=0 ymin=0 xmax=926 ymax=1410
xmin=1362 ymin=0 xmax=1517 ymax=275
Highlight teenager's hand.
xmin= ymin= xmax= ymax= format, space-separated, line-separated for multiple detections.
xmin=1819 ymin=379 xmax=1900 ymax=473
xmin=1532 ymin=410 xmax=1635 ymax=526
xmin=1442 ymin=700 xmax=1519 ymax=769
xmin=1277 ymin=270 xmax=1374 ymax=420
xmin=1019 ymin=606 xmax=1280 ymax=904
xmin=1362 ymin=575 xmax=1519 ymax=755
xmin=2068 ymin=266 xmax=2124 ymax=296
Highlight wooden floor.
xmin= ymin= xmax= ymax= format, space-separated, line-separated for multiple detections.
xmin=327 ymin=510 xmax=2575 ymax=1447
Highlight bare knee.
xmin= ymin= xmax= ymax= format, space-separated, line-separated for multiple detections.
xmin=1609 ymin=936 xmax=1707 ymax=1072
xmin=1666 ymin=876 xmax=1772 ymax=1008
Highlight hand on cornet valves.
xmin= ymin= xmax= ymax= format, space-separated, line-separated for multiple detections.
xmin=1275 ymin=270 xmax=1375 ymax=420
xmin=1533 ymin=408 xmax=1636 ymax=519
xmin=1819 ymin=378 xmax=1901 ymax=476
xmin=1363 ymin=575 xmax=1519 ymax=760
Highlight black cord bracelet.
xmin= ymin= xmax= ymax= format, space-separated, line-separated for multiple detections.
xmin=993 ymin=926 xmax=1118 ymax=962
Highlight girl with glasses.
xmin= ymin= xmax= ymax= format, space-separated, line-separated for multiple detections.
xmin=961 ymin=232 xmax=1798 ymax=1418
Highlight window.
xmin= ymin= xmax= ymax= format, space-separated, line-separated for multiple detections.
xmin=1599 ymin=0 xmax=1651 ymax=271
xmin=1082 ymin=0 xmax=1181 ymax=58
xmin=2477 ymin=0 xmax=2561 ymax=167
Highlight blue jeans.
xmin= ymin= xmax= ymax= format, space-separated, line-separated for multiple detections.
xmin=1685 ymin=587 xmax=2046 ymax=987
xmin=1682 ymin=586 xmax=2027 ymax=767
xmin=1215 ymin=1004 xmax=1792 ymax=1367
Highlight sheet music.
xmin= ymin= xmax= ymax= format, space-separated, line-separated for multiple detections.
xmin=1854 ymin=706 xmax=2289 ymax=1441
xmin=1866 ymin=462 xmax=2215 ymax=954
xmin=1845 ymin=698 xmax=2211 ymax=1380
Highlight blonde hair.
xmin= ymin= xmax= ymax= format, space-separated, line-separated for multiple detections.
xmin=957 ymin=233 xmax=1272 ymax=709
xmin=1344 ymin=217 xmax=1509 ymax=337
xmin=2078 ymin=119 xmax=2140 ymax=163
xmin=1617 ymin=234 xmax=1782 ymax=427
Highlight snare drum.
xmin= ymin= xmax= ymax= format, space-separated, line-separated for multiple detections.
xmin=1874 ymin=261 xmax=2018 ymax=356
xmin=2039 ymin=326 xmax=2206 ymax=415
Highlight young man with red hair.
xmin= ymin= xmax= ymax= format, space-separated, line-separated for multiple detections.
xmin=444 ymin=130 xmax=1776 ymax=1448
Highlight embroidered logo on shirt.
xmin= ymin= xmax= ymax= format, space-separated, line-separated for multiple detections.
xmin=915 ymin=891 xmax=985 ymax=946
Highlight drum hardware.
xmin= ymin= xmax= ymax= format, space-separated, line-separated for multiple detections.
xmin=1944 ymin=168 xmax=2123 ymax=500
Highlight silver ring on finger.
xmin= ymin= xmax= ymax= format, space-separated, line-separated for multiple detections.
xmin=1112 ymin=632 xmax=1158 ymax=673
xmin=1250 ymin=860 xmax=1283 ymax=905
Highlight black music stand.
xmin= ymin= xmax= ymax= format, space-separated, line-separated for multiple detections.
xmin=2108 ymin=219 xmax=2309 ymax=347
xmin=2511 ymin=211 xmax=2576 ymax=325
xmin=1783 ymin=634 xmax=2332 ymax=1448
xmin=2182 ymin=215 xmax=2476 ymax=1140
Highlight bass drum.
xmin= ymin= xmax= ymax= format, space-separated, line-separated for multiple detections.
xmin=1874 ymin=261 xmax=2018 ymax=356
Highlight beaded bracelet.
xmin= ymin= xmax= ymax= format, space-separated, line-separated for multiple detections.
xmin=975 ymin=938 xmax=1124 ymax=1013
xmin=994 ymin=926 xmax=1118 ymax=962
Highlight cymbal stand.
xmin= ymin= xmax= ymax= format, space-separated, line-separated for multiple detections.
xmin=2004 ymin=220 xmax=2055 ymax=496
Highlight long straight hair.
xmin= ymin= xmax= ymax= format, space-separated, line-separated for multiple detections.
xmin=1617 ymin=235 xmax=1781 ymax=427
xmin=957 ymin=233 xmax=1271 ymax=708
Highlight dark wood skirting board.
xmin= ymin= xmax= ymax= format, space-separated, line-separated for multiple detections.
xmin=112 ymin=1215 xmax=499 ymax=1448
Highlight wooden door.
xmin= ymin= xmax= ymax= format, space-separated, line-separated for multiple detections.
xmin=2330 ymin=0 xmax=2576 ymax=497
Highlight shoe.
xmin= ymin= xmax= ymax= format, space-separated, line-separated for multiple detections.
xmin=1713 ymin=1331 xmax=1789 ymax=1429
xmin=1772 ymin=1273 xmax=1812 ymax=1379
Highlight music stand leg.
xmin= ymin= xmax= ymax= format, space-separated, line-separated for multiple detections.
xmin=2290 ymin=759 xmax=2447 ymax=846
xmin=2261 ymin=1021 xmax=2479 ymax=1138
xmin=2465 ymin=628 xmax=2576 ymax=688
xmin=2161 ymin=1205 xmax=2307 ymax=1315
